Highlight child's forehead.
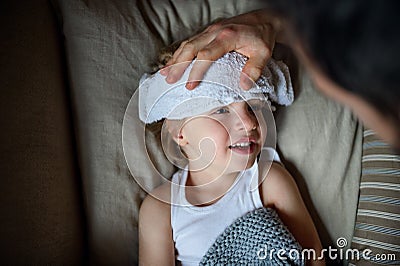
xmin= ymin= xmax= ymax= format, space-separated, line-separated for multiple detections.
xmin=197 ymin=99 xmax=266 ymax=115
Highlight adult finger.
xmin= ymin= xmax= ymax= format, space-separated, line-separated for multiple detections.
xmin=167 ymin=24 xmax=224 ymax=62
xmin=165 ymin=41 xmax=200 ymax=84
xmin=161 ymin=21 xmax=227 ymax=78
xmin=185 ymin=35 xmax=236 ymax=89
xmin=160 ymin=40 xmax=191 ymax=77
xmin=164 ymin=32 xmax=220 ymax=83
xmin=184 ymin=60 xmax=212 ymax=90
xmin=240 ymin=54 xmax=270 ymax=90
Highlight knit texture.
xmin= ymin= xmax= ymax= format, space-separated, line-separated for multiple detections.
xmin=200 ymin=207 xmax=304 ymax=265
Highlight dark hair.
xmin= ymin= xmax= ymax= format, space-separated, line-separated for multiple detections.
xmin=274 ymin=0 xmax=400 ymax=121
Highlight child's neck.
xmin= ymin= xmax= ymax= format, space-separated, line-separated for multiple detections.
xmin=184 ymin=165 xmax=240 ymax=206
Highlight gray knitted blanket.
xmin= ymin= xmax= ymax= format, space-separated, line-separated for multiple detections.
xmin=200 ymin=208 xmax=304 ymax=265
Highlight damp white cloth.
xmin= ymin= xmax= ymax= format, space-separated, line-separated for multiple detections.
xmin=139 ymin=52 xmax=293 ymax=124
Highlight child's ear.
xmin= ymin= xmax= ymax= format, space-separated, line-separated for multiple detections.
xmin=165 ymin=119 xmax=188 ymax=146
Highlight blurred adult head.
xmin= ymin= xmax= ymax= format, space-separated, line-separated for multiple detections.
xmin=276 ymin=0 xmax=400 ymax=149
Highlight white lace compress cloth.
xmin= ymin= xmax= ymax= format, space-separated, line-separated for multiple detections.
xmin=139 ymin=52 xmax=294 ymax=124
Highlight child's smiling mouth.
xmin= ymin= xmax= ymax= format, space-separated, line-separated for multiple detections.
xmin=229 ymin=141 xmax=253 ymax=148
xmin=228 ymin=138 xmax=258 ymax=154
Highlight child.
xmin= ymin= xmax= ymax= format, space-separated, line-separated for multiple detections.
xmin=138 ymin=52 xmax=324 ymax=265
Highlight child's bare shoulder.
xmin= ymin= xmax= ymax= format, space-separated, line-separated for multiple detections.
xmin=262 ymin=162 xmax=292 ymax=185
xmin=261 ymin=162 xmax=300 ymax=207
xmin=139 ymin=183 xmax=174 ymax=261
xmin=140 ymin=183 xmax=171 ymax=222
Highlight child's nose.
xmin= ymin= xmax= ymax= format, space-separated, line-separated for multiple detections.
xmin=237 ymin=110 xmax=257 ymax=132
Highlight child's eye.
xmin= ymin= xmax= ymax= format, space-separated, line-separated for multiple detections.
xmin=213 ymin=107 xmax=229 ymax=114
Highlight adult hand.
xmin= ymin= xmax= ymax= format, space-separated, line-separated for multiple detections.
xmin=160 ymin=9 xmax=284 ymax=90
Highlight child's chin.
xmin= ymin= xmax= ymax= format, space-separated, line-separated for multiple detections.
xmin=245 ymin=158 xmax=257 ymax=169
xmin=228 ymin=157 xmax=257 ymax=172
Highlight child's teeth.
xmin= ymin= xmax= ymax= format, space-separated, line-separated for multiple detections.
xmin=231 ymin=142 xmax=251 ymax=148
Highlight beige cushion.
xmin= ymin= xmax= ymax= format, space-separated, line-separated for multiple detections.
xmin=276 ymin=63 xmax=362 ymax=250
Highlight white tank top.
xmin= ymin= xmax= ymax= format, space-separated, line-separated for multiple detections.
xmin=170 ymin=162 xmax=263 ymax=266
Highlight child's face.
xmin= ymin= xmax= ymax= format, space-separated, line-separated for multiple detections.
xmin=177 ymin=100 xmax=266 ymax=174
